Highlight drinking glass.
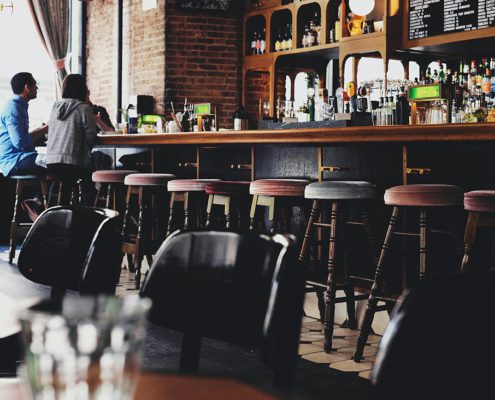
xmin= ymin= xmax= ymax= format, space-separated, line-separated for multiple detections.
xmin=262 ymin=101 xmax=270 ymax=118
xmin=18 ymin=295 xmax=151 ymax=400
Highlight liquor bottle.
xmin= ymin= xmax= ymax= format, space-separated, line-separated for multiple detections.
xmin=432 ymin=69 xmax=439 ymax=83
xmin=181 ymin=103 xmax=190 ymax=132
xmin=425 ymin=67 xmax=432 ymax=84
xmin=302 ymin=24 xmax=309 ymax=47
xmin=251 ymin=31 xmax=257 ymax=55
xmin=314 ymin=12 xmax=322 ymax=45
xmin=438 ymin=62 xmax=445 ymax=84
xmin=127 ymin=104 xmax=138 ymax=134
xmin=286 ymin=23 xmax=293 ymax=50
xmin=275 ymin=29 xmax=282 ymax=51
xmin=281 ymin=27 xmax=288 ymax=51
xmin=255 ymin=31 xmax=261 ymax=55
xmin=308 ymin=19 xmax=316 ymax=47
xmin=482 ymin=68 xmax=491 ymax=95
xmin=260 ymin=28 xmax=266 ymax=54
xmin=233 ymin=105 xmax=249 ymax=130
xmin=308 ymin=95 xmax=315 ymax=121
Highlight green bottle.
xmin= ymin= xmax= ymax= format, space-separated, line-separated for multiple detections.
xmin=308 ymin=96 xmax=315 ymax=121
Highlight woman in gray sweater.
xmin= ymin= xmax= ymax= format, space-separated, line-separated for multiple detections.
xmin=46 ymin=74 xmax=112 ymax=205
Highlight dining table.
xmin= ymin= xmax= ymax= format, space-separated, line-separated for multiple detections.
xmin=0 ymin=372 xmax=278 ymax=399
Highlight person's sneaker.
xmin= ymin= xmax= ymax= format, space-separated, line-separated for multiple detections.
xmin=21 ymin=198 xmax=45 ymax=223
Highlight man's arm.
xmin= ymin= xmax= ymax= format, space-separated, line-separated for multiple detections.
xmin=29 ymin=124 xmax=48 ymax=145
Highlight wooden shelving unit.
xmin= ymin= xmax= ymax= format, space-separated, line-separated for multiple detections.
xmin=242 ymin=0 xmax=495 ymax=119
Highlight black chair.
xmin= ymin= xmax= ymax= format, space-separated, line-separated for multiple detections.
xmin=140 ymin=229 xmax=305 ymax=390
xmin=371 ymin=273 xmax=495 ymax=400
xmin=17 ymin=206 xmax=123 ymax=299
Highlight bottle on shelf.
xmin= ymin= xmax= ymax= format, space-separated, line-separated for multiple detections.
xmin=438 ymin=62 xmax=445 ymax=84
xmin=233 ymin=105 xmax=249 ymax=130
xmin=432 ymin=69 xmax=439 ymax=83
xmin=181 ymin=101 xmax=190 ymax=133
xmin=302 ymin=24 xmax=309 ymax=47
xmin=285 ymin=23 xmax=292 ymax=51
xmin=255 ymin=31 xmax=261 ymax=55
xmin=251 ymin=31 xmax=257 ymax=55
xmin=307 ymin=95 xmax=315 ymax=121
xmin=127 ymin=104 xmax=138 ymax=134
xmin=260 ymin=28 xmax=266 ymax=54
xmin=275 ymin=28 xmax=282 ymax=51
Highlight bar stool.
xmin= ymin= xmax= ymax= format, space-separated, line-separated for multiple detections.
xmin=353 ymin=183 xmax=463 ymax=362
xmin=204 ymin=181 xmax=251 ymax=229
xmin=166 ymin=179 xmax=220 ymax=236
xmin=122 ymin=173 xmax=176 ymax=289
xmin=461 ymin=190 xmax=495 ymax=271
xmin=299 ymin=181 xmax=377 ymax=353
xmin=8 ymin=174 xmax=48 ymax=263
xmin=92 ymin=170 xmax=137 ymax=210
xmin=249 ymin=179 xmax=310 ymax=233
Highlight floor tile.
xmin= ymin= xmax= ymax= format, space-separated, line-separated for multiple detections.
xmin=330 ymin=359 xmax=374 ymax=373
xmin=302 ymin=351 xmax=349 ymax=364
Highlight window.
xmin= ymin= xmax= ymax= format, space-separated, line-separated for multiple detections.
xmin=0 ymin=2 xmax=55 ymax=129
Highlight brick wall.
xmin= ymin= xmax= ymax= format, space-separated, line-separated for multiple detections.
xmin=86 ymin=0 xmax=119 ymax=123
xmin=86 ymin=0 xmax=242 ymax=129
xmin=164 ymin=0 xmax=242 ymax=129
xmin=245 ymin=70 xmax=270 ymax=129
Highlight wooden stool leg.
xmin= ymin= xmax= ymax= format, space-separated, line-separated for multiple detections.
xmin=121 ymin=187 xmax=135 ymax=272
xmin=105 ymin=184 xmax=112 ymax=208
xmin=341 ymin=205 xmax=358 ymax=330
xmin=268 ymin=197 xmax=277 ymax=234
xmin=184 ymin=192 xmax=190 ymax=230
xmin=354 ymin=206 xmax=400 ymax=362
xmin=134 ymin=187 xmax=145 ymax=290
xmin=206 ymin=194 xmax=214 ymax=227
xmin=224 ymin=196 xmax=232 ymax=229
xmin=40 ymin=179 xmax=49 ymax=209
xmin=299 ymin=200 xmax=320 ymax=261
xmin=324 ymin=201 xmax=339 ymax=353
xmin=249 ymin=195 xmax=258 ymax=231
xmin=419 ymin=208 xmax=428 ymax=280
xmin=166 ymin=192 xmax=176 ymax=237
xmin=9 ymin=180 xmax=22 ymax=264
xmin=461 ymin=211 xmax=480 ymax=272
xmin=361 ymin=204 xmax=378 ymax=266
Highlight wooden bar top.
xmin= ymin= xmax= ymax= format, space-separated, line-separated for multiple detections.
xmin=97 ymin=123 xmax=495 ymax=146
xmin=0 ymin=372 xmax=278 ymax=400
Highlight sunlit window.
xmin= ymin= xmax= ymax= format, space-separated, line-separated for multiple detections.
xmin=0 ymin=2 xmax=55 ymax=129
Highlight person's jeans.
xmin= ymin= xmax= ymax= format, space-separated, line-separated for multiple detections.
xmin=8 ymin=153 xmax=46 ymax=177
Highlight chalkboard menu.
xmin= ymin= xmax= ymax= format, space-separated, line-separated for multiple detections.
xmin=409 ymin=0 xmax=495 ymax=39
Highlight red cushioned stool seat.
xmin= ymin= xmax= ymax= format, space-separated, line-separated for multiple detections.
xmin=464 ymin=190 xmax=495 ymax=212
xmin=124 ymin=173 xmax=176 ymax=186
xmin=167 ymin=179 xmax=220 ymax=192
xmin=249 ymin=179 xmax=309 ymax=197
xmin=384 ymin=184 xmax=463 ymax=207
xmin=205 ymin=181 xmax=250 ymax=195
xmin=92 ymin=169 xmax=138 ymax=183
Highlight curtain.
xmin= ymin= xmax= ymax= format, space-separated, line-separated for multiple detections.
xmin=27 ymin=0 xmax=69 ymax=93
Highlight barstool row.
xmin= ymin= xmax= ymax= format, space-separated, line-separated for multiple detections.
xmin=8 ymin=172 xmax=495 ymax=363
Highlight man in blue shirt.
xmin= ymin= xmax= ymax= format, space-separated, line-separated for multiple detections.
xmin=0 ymin=72 xmax=48 ymax=177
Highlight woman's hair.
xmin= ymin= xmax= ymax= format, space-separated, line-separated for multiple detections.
xmin=61 ymin=74 xmax=87 ymax=102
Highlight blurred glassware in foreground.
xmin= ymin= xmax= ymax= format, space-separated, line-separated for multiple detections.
xmin=18 ymin=295 xmax=151 ymax=400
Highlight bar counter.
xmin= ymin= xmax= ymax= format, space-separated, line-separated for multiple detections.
xmin=98 ymin=123 xmax=495 ymax=146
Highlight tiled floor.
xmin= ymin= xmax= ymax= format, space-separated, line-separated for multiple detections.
xmin=117 ymin=266 xmax=382 ymax=381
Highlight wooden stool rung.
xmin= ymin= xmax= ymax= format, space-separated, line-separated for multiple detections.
xmin=313 ymin=222 xmax=332 ymax=228
xmin=346 ymin=221 xmax=366 ymax=226
xmin=393 ymin=231 xmax=420 ymax=238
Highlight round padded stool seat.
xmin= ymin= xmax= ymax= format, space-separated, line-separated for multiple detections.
xmin=384 ymin=184 xmax=463 ymax=207
xmin=92 ymin=170 xmax=138 ymax=183
xmin=9 ymin=174 xmax=43 ymax=180
xmin=249 ymin=179 xmax=310 ymax=197
xmin=464 ymin=190 xmax=495 ymax=212
xmin=167 ymin=179 xmax=220 ymax=192
xmin=124 ymin=173 xmax=176 ymax=187
xmin=205 ymin=181 xmax=251 ymax=195
xmin=305 ymin=181 xmax=376 ymax=200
